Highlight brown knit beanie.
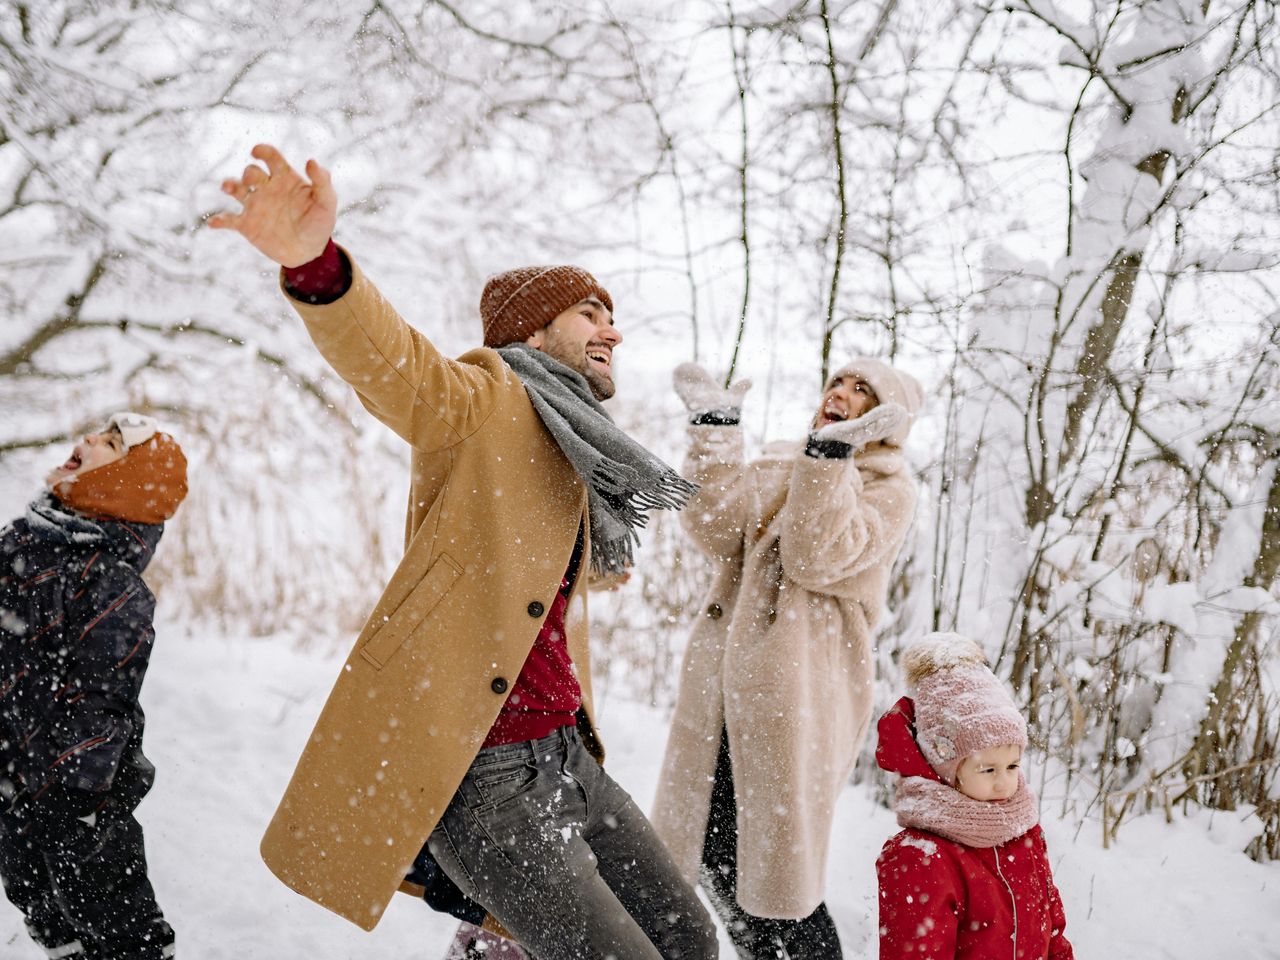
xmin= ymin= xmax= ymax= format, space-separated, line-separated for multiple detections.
xmin=480 ymin=265 xmax=613 ymax=347
xmin=54 ymin=430 xmax=188 ymax=525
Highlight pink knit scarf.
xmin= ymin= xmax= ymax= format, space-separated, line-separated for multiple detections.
xmin=894 ymin=775 xmax=1039 ymax=848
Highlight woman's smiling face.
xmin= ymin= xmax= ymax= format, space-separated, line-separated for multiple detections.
xmin=813 ymin=375 xmax=877 ymax=429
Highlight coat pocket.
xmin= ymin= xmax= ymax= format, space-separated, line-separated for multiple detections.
xmin=359 ymin=553 xmax=464 ymax=670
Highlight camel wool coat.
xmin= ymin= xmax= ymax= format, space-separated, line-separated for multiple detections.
xmin=652 ymin=426 xmax=917 ymax=919
xmin=259 ymin=254 xmax=600 ymax=931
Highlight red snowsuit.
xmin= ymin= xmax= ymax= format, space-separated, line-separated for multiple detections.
xmin=875 ymin=697 xmax=1073 ymax=960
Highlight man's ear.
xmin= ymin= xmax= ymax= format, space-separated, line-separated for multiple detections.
xmin=524 ymin=327 xmax=544 ymax=350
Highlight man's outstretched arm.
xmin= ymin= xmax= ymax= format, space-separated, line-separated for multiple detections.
xmin=208 ymin=144 xmax=499 ymax=451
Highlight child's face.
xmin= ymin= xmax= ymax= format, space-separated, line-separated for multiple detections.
xmin=954 ymin=743 xmax=1023 ymax=801
xmin=45 ymin=426 xmax=126 ymax=488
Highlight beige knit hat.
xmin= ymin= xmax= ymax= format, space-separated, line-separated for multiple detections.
xmin=903 ymin=632 xmax=1027 ymax=785
xmin=480 ymin=265 xmax=613 ymax=347
xmin=826 ymin=356 xmax=923 ymax=446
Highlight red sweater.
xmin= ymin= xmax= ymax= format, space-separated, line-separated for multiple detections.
xmin=284 ymin=242 xmax=583 ymax=747
xmin=480 ymin=573 xmax=581 ymax=748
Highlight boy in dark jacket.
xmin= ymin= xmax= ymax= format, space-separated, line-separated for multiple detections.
xmin=0 ymin=413 xmax=187 ymax=960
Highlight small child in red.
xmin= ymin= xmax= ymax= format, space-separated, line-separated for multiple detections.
xmin=875 ymin=633 xmax=1073 ymax=959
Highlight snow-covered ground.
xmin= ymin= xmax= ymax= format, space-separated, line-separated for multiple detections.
xmin=3 ymin=620 xmax=1277 ymax=959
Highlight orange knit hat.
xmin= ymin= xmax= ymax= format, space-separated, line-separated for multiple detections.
xmin=480 ymin=265 xmax=613 ymax=347
xmin=54 ymin=430 xmax=188 ymax=525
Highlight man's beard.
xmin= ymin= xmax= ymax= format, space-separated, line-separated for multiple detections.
xmin=581 ymin=364 xmax=616 ymax=402
xmin=540 ymin=331 xmax=616 ymax=401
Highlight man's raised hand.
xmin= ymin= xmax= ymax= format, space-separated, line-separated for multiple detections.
xmin=208 ymin=144 xmax=337 ymax=268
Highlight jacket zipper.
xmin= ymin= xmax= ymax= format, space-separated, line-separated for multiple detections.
xmin=994 ymin=850 xmax=1017 ymax=958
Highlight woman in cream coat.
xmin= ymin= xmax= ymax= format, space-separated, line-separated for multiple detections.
xmin=652 ymin=357 xmax=922 ymax=958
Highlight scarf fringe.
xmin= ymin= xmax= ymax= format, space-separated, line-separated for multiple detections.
xmin=591 ymin=535 xmax=637 ymax=577
xmin=590 ymin=466 xmax=699 ymax=525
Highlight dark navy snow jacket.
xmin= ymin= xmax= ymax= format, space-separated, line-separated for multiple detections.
xmin=0 ymin=496 xmax=163 ymax=810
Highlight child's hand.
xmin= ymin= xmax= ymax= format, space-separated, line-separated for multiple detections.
xmin=6 ymin=781 xmax=103 ymax=832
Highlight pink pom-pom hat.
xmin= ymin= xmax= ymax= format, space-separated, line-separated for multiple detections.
xmin=901 ymin=632 xmax=1027 ymax=784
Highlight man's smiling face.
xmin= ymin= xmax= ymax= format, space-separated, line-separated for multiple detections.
xmin=525 ymin=296 xmax=623 ymax=401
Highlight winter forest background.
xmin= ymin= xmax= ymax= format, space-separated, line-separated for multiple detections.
xmin=2 ymin=0 xmax=1279 ymax=954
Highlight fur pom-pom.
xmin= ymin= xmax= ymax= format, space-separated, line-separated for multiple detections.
xmin=901 ymin=632 xmax=989 ymax=686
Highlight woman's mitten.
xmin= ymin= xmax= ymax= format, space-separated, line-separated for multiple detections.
xmin=807 ymin=402 xmax=909 ymax=458
xmin=673 ymin=362 xmax=753 ymax=425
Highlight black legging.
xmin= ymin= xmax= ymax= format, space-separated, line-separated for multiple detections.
xmin=701 ymin=729 xmax=842 ymax=959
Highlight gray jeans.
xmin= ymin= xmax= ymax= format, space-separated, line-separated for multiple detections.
xmin=429 ymin=726 xmax=718 ymax=960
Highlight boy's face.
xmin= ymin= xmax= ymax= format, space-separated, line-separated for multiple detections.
xmin=954 ymin=743 xmax=1023 ymax=801
xmin=45 ymin=426 xmax=127 ymax=489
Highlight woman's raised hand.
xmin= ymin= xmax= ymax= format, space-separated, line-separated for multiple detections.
xmin=208 ymin=144 xmax=337 ymax=268
xmin=814 ymin=402 xmax=909 ymax=452
xmin=673 ymin=362 xmax=753 ymax=418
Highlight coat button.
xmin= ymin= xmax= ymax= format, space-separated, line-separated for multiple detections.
xmin=527 ymin=600 xmax=545 ymax=618
xmin=766 ymin=609 xmax=777 ymax=626
xmin=491 ymin=677 xmax=509 ymax=694
xmin=707 ymin=603 xmax=723 ymax=620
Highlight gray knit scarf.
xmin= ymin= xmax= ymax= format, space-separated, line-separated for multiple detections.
xmin=497 ymin=344 xmax=697 ymax=575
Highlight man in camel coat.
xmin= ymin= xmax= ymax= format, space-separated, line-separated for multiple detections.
xmin=652 ymin=359 xmax=922 ymax=958
xmin=210 ymin=144 xmax=715 ymax=960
